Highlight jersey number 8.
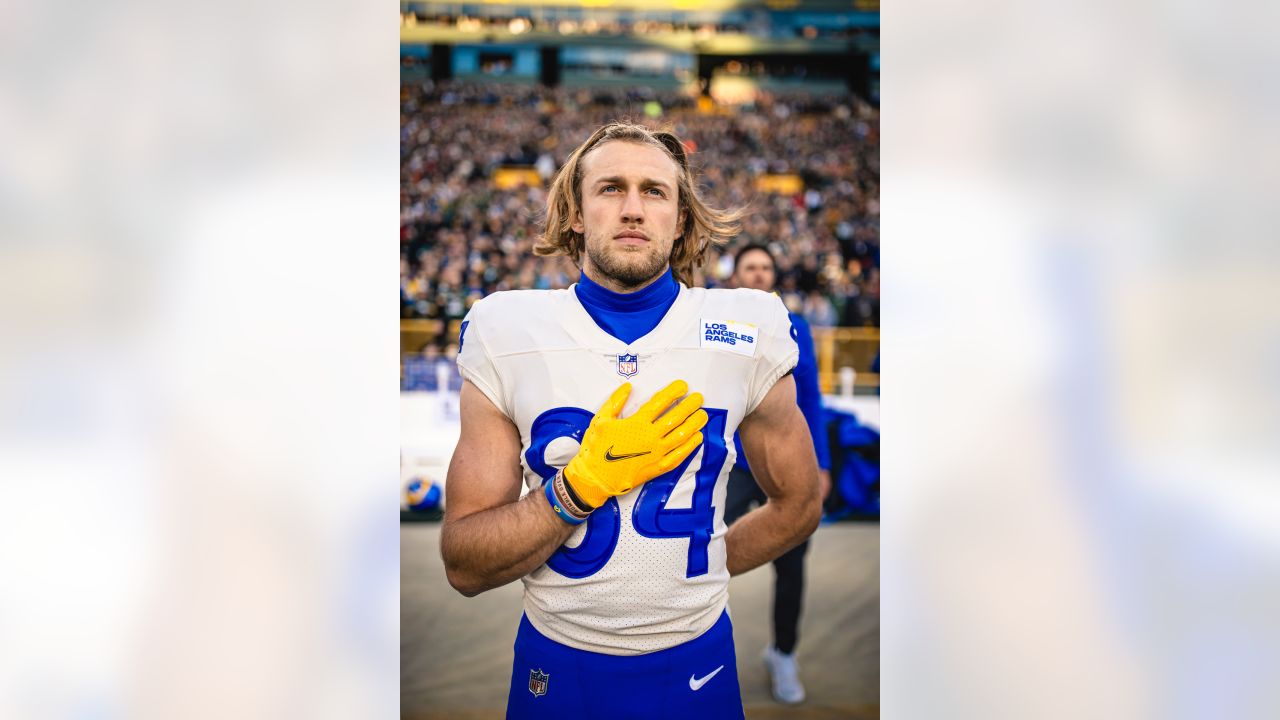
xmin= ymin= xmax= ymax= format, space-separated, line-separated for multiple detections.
xmin=525 ymin=407 xmax=730 ymax=579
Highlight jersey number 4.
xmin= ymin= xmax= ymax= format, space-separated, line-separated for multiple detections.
xmin=525 ymin=407 xmax=729 ymax=580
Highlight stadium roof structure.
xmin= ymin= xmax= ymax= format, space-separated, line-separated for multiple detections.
xmin=402 ymin=1 xmax=878 ymax=54
xmin=402 ymin=29 xmax=862 ymax=55
xmin=403 ymin=1 xmax=877 ymax=10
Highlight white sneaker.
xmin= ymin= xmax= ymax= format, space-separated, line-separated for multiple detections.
xmin=762 ymin=644 xmax=806 ymax=705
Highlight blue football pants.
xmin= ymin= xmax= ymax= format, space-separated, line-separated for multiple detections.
xmin=506 ymin=610 xmax=744 ymax=719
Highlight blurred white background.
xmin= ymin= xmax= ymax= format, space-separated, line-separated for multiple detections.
xmin=0 ymin=2 xmax=398 ymax=718
xmin=1 ymin=0 xmax=1278 ymax=717
xmin=886 ymin=0 xmax=1280 ymax=718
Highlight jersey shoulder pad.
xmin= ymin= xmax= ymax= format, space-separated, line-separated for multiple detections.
xmin=461 ymin=288 xmax=574 ymax=357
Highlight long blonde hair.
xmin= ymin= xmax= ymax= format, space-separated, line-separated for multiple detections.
xmin=535 ymin=121 xmax=744 ymax=286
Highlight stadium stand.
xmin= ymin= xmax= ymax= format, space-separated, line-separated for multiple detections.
xmin=400 ymin=84 xmax=879 ymax=327
xmin=399 ymin=1 xmax=879 ymax=394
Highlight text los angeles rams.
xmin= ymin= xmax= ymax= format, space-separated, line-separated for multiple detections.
xmin=703 ymin=321 xmax=755 ymax=346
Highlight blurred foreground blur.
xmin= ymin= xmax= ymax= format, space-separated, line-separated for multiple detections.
xmin=1 ymin=0 xmax=1278 ymax=718
xmin=886 ymin=0 xmax=1280 ymax=717
xmin=0 ymin=1 xmax=397 ymax=718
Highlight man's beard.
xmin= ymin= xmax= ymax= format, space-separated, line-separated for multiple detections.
xmin=585 ymin=240 xmax=669 ymax=290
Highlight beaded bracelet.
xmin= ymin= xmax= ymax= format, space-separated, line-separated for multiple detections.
xmin=544 ymin=471 xmax=589 ymax=525
xmin=554 ymin=468 xmax=595 ymax=516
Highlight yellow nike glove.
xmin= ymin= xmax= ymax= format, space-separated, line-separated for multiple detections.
xmin=563 ymin=380 xmax=709 ymax=509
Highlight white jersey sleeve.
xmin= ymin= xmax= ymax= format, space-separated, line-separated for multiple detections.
xmin=455 ymin=299 xmax=509 ymax=416
xmin=745 ymin=293 xmax=800 ymax=415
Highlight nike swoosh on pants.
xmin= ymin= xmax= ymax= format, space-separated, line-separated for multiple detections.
xmin=688 ymin=665 xmax=725 ymax=691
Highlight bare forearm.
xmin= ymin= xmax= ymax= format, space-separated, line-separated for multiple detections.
xmin=441 ymin=488 xmax=577 ymax=596
xmin=726 ymin=494 xmax=820 ymax=576
xmin=731 ymin=377 xmax=823 ymax=576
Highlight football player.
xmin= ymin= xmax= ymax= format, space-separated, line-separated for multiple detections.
xmin=442 ymin=122 xmax=823 ymax=719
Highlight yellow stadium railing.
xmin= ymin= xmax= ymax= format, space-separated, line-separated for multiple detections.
xmin=811 ymin=326 xmax=880 ymax=394
xmin=401 ymin=318 xmax=462 ymax=355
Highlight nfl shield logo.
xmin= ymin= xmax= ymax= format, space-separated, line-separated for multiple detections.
xmin=617 ymin=353 xmax=638 ymax=378
xmin=528 ymin=668 xmax=549 ymax=698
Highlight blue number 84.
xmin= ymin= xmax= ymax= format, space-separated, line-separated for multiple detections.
xmin=524 ymin=407 xmax=729 ymax=579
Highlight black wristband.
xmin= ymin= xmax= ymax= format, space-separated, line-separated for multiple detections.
xmin=559 ymin=469 xmax=595 ymax=512
xmin=552 ymin=470 xmax=591 ymax=520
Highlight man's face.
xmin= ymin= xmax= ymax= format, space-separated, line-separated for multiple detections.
xmin=573 ymin=140 xmax=683 ymax=291
xmin=734 ymin=248 xmax=776 ymax=292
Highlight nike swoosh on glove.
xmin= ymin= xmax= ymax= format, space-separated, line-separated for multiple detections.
xmin=563 ymin=380 xmax=708 ymax=509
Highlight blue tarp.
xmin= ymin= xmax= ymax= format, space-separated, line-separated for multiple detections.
xmin=823 ymin=407 xmax=880 ymax=519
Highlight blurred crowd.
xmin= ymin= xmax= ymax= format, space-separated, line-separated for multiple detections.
xmin=400 ymin=81 xmax=880 ymax=350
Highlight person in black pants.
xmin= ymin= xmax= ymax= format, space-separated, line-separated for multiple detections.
xmin=726 ymin=243 xmax=831 ymax=705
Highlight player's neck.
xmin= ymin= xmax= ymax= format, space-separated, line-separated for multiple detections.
xmin=577 ymin=267 xmax=677 ymax=312
xmin=574 ymin=267 xmax=680 ymax=344
xmin=580 ymin=265 xmax=673 ymax=296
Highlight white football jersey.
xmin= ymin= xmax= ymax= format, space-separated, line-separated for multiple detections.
xmin=456 ymin=282 xmax=798 ymax=655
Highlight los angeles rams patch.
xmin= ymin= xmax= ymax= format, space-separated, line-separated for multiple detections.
xmin=700 ymin=318 xmax=759 ymax=357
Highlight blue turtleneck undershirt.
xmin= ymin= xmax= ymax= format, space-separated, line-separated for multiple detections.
xmin=573 ymin=268 xmax=680 ymax=345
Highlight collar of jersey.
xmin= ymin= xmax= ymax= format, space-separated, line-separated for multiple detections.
xmin=564 ymin=274 xmax=690 ymax=353
xmin=575 ymin=267 xmax=678 ymax=314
